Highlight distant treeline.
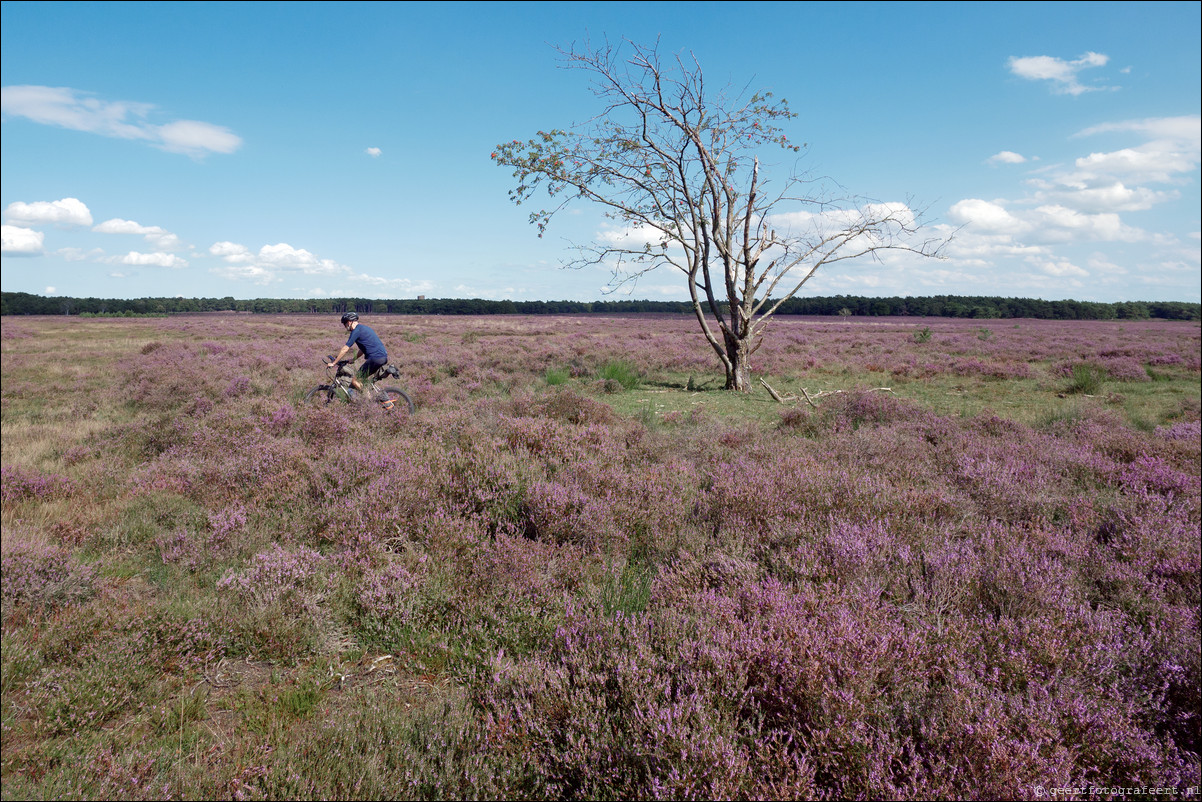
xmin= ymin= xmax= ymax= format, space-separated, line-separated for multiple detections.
xmin=2 ymin=291 xmax=1198 ymax=321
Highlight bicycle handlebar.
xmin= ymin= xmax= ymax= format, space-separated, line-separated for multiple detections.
xmin=323 ymin=356 xmax=356 ymax=380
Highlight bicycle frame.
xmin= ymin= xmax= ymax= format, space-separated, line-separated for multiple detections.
xmin=328 ymin=359 xmax=365 ymax=398
xmin=328 ymin=359 xmax=391 ymax=399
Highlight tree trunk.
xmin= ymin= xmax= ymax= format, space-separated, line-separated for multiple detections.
xmin=723 ymin=332 xmax=753 ymax=391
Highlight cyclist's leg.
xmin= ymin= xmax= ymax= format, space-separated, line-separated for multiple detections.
xmin=358 ymin=358 xmax=388 ymax=396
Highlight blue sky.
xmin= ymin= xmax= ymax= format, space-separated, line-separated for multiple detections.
xmin=2 ymin=1 xmax=1199 ymax=303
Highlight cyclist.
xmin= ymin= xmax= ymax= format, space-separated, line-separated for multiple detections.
xmin=326 ymin=312 xmax=388 ymax=394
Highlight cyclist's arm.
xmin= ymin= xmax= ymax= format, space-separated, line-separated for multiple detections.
xmin=327 ymin=344 xmax=358 ymax=367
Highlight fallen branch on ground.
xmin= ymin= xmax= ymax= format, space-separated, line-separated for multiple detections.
xmin=760 ymin=378 xmax=894 ymax=407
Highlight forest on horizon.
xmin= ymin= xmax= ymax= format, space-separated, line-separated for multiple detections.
xmin=2 ymin=290 xmax=1199 ymax=321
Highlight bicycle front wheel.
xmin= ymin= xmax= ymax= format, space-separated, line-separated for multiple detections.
xmin=377 ymin=386 xmax=415 ymax=415
xmin=302 ymin=385 xmax=339 ymax=406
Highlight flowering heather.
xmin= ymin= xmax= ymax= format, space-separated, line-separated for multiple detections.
xmin=1157 ymin=420 xmax=1202 ymax=441
xmin=263 ymin=403 xmax=296 ymax=434
xmin=224 ymin=375 xmax=252 ymax=397
xmin=951 ymin=357 xmax=1034 ymax=380
xmin=1 ymin=464 xmax=75 ymax=503
xmin=1098 ymin=355 xmax=1153 ymax=382
xmin=1119 ymin=454 xmax=1198 ymax=497
xmin=1 ymin=313 xmax=1199 ymax=800
xmin=217 ymin=542 xmax=326 ymax=608
xmin=356 ymin=559 xmax=417 ymax=625
xmin=207 ymin=503 xmax=248 ymax=545
xmin=1 ymin=536 xmax=96 ymax=612
xmin=165 ymin=616 xmax=230 ymax=674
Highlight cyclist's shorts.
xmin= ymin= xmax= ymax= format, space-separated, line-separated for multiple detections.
xmin=357 ymin=358 xmax=388 ymax=380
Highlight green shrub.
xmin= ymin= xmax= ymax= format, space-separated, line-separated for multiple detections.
xmin=1067 ymin=363 xmax=1107 ymax=395
xmin=600 ymin=559 xmax=654 ymax=616
xmin=597 ymin=360 xmax=641 ymax=390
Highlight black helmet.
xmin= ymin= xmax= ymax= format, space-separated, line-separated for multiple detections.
xmin=340 ymin=312 xmax=359 ymax=325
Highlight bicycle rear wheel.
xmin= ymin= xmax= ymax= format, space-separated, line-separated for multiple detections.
xmin=377 ymin=386 xmax=415 ymax=415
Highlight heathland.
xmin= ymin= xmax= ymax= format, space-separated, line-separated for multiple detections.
xmin=2 ymin=313 xmax=1199 ymax=800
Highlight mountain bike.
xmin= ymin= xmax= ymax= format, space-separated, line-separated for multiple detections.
xmin=302 ymin=357 xmax=415 ymax=414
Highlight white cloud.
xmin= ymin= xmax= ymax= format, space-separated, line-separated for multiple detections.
xmin=1 ymin=85 xmax=152 ymax=138
xmin=366 ymin=147 xmax=382 ymax=157
xmin=345 ymin=273 xmax=436 ymax=296
xmin=209 ymin=241 xmax=254 ymax=262
xmin=1031 ymin=204 xmax=1145 ymax=243
xmin=1015 ymin=115 xmax=1200 ymax=215
xmin=1031 ymin=181 xmax=1173 ymax=213
xmin=155 ymin=120 xmax=242 ymax=157
xmin=57 ymin=247 xmax=106 ymax=261
xmin=45 ymin=286 xmax=56 ymax=295
xmin=943 ymin=230 xmax=1046 ymax=261
xmin=1086 ymin=253 xmax=1128 ymax=275
xmin=1 ymin=85 xmax=242 ymax=158
xmin=1035 ymin=259 xmax=1089 ymax=278
xmin=948 ymin=199 xmax=1029 ymax=234
xmin=765 ymin=204 xmax=921 ymax=255
xmin=214 ymin=245 xmax=436 ymax=296
xmin=942 ymin=207 xmax=1141 ymax=279
xmin=1008 ymin=52 xmax=1112 ymax=96
xmin=208 ymin=240 xmax=351 ymax=284
xmin=4 ymin=197 xmax=93 ymax=227
xmin=1077 ymin=116 xmax=1201 ymax=144
xmin=297 ymin=275 xmax=435 ymax=299
xmin=618 ymin=284 xmax=687 ymax=297
xmin=1 ymin=225 xmax=45 ymax=255
xmin=987 ymin=151 xmax=1027 ymax=165
xmin=211 ymin=263 xmax=277 ymax=284
xmin=92 ymin=219 xmax=148 ymax=235
xmin=861 ymin=202 xmax=917 ymax=228
xmin=258 ymin=243 xmax=347 ymax=275
xmin=115 ymin=251 xmax=188 ymax=268
xmin=93 ymin=218 xmax=183 ymax=251
xmin=1069 ymin=116 xmax=1201 ymax=185
xmin=598 ymin=222 xmax=670 ymax=249
xmin=1073 ymin=147 xmax=1197 ymax=185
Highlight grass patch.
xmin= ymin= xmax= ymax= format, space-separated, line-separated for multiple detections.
xmin=112 ymin=492 xmax=207 ymax=548
xmin=597 ymin=359 xmax=641 ymax=390
xmin=600 ymin=362 xmax=1200 ymax=432
xmin=600 ymin=558 xmax=654 ymax=616
xmin=1066 ymin=363 xmax=1107 ymax=395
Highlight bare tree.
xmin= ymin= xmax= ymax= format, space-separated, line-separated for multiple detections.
xmin=493 ymin=39 xmax=945 ymax=391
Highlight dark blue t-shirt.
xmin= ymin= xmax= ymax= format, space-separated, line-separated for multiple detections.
xmin=346 ymin=323 xmax=388 ymax=363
